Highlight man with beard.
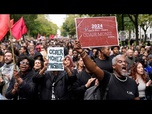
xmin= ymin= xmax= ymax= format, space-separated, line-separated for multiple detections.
xmin=0 ymin=50 xmax=18 ymax=96
xmin=94 ymin=46 xmax=113 ymax=73
xmin=74 ymin=40 xmax=140 ymax=100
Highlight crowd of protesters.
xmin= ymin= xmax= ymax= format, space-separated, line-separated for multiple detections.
xmin=0 ymin=36 xmax=152 ymax=100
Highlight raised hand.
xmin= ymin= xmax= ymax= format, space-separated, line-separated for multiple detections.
xmin=13 ymin=69 xmax=20 ymax=80
xmin=146 ymin=80 xmax=152 ymax=87
xmin=12 ymin=82 xmax=19 ymax=94
xmin=85 ymin=78 xmax=96 ymax=88
xmin=0 ymin=76 xmax=4 ymax=83
xmin=39 ymin=58 xmax=49 ymax=75
xmin=43 ymin=58 xmax=49 ymax=69
xmin=62 ymin=58 xmax=68 ymax=68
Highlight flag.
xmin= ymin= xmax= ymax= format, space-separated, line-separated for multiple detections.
xmin=0 ymin=14 xmax=10 ymax=41
xmin=49 ymin=34 xmax=54 ymax=39
xmin=11 ymin=16 xmax=28 ymax=40
xmin=10 ymin=19 xmax=14 ymax=28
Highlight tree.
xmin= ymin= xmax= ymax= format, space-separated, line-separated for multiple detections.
xmin=10 ymin=14 xmax=58 ymax=39
xmin=11 ymin=14 xmax=37 ymax=36
xmin=138 ymin=14 xmax=152 ymax=43
xmin=127 ymin=14 xmax=139 ymax=45
xmin=34 ymin=15 xmax=58 ymax=38
xmin=61 ymin=14 xmax=79 ymax=38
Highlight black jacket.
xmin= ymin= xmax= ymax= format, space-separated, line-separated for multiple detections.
xmin=32 ymin=71 xmax=76 ymax=100
xmin=5 ymin=69 xmax=37 ymax=100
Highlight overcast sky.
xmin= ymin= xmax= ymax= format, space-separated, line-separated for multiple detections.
xmin=48 ymin=14 xmax=67 ymax=27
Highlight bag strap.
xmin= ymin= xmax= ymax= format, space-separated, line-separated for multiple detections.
xmin=102 ymin=73 xmax=113 ymax=100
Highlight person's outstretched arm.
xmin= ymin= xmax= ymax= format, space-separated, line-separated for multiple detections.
xmin=73 ymin=40 xmax=104 ymax=81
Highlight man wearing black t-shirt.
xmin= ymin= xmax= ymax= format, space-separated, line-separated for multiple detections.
xmin=95 ymin=46 xmax=113 ymax=73
xmin=74 ymin=40 xmax=140 ymax=100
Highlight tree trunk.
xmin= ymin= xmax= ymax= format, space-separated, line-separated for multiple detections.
xmin=135 ymin=15 xmax=139 ymax=45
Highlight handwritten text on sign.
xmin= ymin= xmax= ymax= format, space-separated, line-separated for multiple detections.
xmin=47 ymin=47 xmax=64 ymax=71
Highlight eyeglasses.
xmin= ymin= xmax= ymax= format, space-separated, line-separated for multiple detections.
xmin=20 ymin=61 xmax=29 ymax=65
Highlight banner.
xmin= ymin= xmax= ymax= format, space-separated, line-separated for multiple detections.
xmin=75 ymin=16 xmax=119 ymax=48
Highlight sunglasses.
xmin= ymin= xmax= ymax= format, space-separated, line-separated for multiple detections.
xmin=20 ymin=61 xmax=29 ymax=65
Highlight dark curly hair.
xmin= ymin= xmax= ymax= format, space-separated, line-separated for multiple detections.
xmin=17 ymin=56 xmax=34 ymax=70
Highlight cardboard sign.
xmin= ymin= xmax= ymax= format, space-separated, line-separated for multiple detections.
xmin=75 ymin=16 xmax=119 ymax=48
xmin=47 ymin=47 xmax=64 ymax=71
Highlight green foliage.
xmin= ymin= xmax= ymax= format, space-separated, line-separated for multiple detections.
xmin=61 ymin=14 xmax=79 ymax=38
xmin=33 ymin=14 xmax=58 ymax=37
xmin=10 ymin=14 xmax=58 ymax=38
xmin=138 ymin=14 xmax=152 ymax=43
xmin=10 ymin=14 xmax=152 ymax=44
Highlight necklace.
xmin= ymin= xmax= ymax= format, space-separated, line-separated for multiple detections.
xmin=113 ymin=73 xmax=128 ymax=82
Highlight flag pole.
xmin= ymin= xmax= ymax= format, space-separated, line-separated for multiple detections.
xmin=8 ymin=15 xmax=17 ymax=70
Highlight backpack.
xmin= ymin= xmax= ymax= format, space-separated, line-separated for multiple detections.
xmin=84 ymin=84 xmax=101 ymax=100
xmin=84 ymin=74 xmax=113 ymax=100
